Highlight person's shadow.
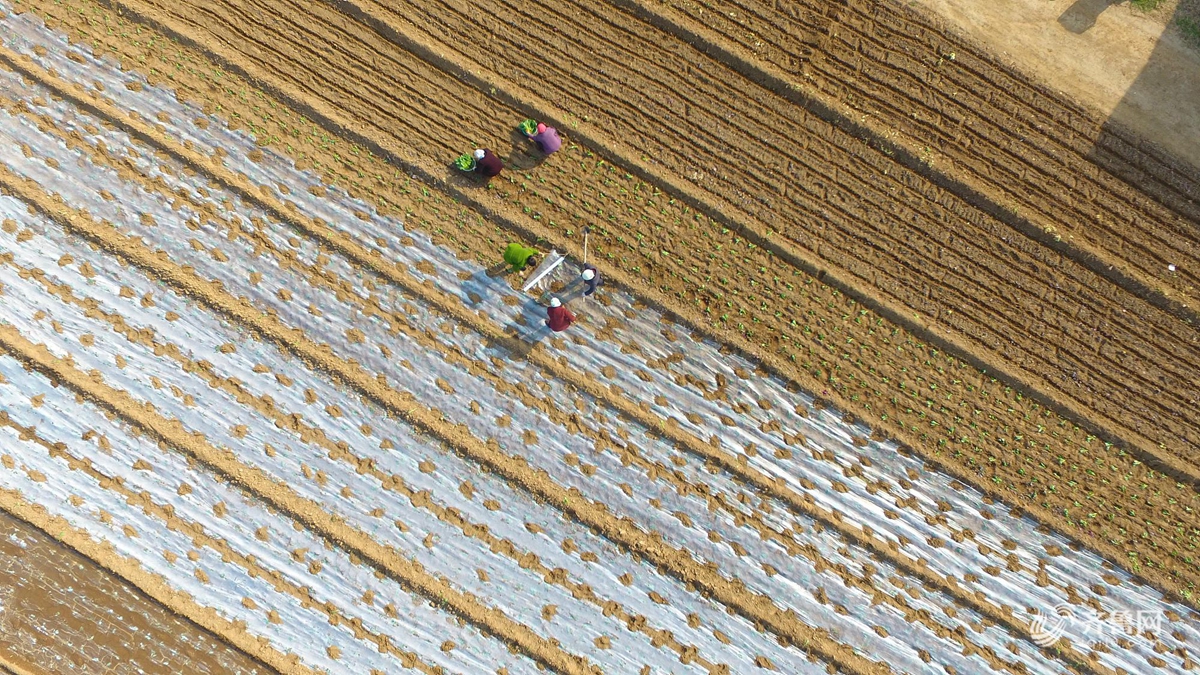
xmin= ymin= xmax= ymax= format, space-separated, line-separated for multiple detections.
xmin=506 ymin=128 xmax=549 ymax=172
xmin=1058 ymin=0 xmax=1121 ymax=34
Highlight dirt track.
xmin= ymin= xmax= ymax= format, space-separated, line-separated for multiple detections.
xmin=4 ymin=0 xmax=1200 ymax=668
xmin=0 ymin=509 xmax=266 ymax=675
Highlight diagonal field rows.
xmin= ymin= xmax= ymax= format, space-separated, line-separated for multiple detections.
xmin=309 ymin=0 xmax=1200 ymax=468
xmin=20 ymin=0 xmax=1200 ymax=614
xmin=32 ymin=0 xmax=1200 ymax=610
xmin=0 ymin=198 xmax=796 ymax=674
xmin=0 ymin=31 xmax=1195 ymax=672
xmin=17 ymin=39 xmax=1200 ymax=670
xmin=652 ymin=0 xmax=1200 ymax=308
xmin=0 ymin=3 xmax=1198 ymax=674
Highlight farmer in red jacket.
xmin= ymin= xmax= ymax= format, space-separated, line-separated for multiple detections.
xmin=545 ymin=297 xmax=576 ymax=332
xmin=473 ymin=148 xmax=503 ymax=178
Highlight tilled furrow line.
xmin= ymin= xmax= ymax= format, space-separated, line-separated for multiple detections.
xmin=31 ymin=86 xmax=1147 ymax=670
xmin=16 ymin=0 xmax=1200 ymax=612
xmin=319 ymin=0 xmax=1200 ymax=457
xmin=843 ymin=0 xmax=1200 ymax=223
xmin=185 ymin=0 xmax=481 ymax=148
xmin=810 ymin=20 xmax=1200 ymax=290
xmin=0 ymin=406 xmax=459 ymax=675
xmin=125 ymin=177 xmax=1161 ymax=669
xmin=795 ymin=180 xmax=1200 ymax=419
xmin=0 ymin=109 xmax=1104 ymax=672
xmin=0 ymin=21 xmax=1171 ymax=667
xmin=684 ymin=0 xmax=1200 ymax=308
xmin=0 ymin=155 xmax=887 ymax=674
xmin=588 ymin=0 xmax=1200 ymax=352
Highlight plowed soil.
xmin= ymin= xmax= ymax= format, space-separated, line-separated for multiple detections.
xmin=10 ymin=0 xmax=1200 ymax=655
xmin=20 ymin=0 xmax=1200 ymax=613
xmin=0 ymin=509 xmax=266 ymax=675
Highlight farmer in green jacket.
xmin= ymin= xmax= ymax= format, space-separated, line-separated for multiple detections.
xmin=503 ymin=243 xmax=538 ymax=272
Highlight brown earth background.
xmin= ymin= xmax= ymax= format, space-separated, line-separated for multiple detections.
xmin=3 ymin=0 xmax=1200 ymax=669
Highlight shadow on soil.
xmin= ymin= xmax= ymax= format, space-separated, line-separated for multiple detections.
xmin=1058 ymin=0 xmax=1121 ymax=33
xmin=505 ymin=128 xmax=549 ymax=171
xmin=1082 ymin=1 xmax=1200 ymax=235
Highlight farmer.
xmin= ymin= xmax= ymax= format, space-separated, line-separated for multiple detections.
xmin=526 ymin=122 xmax=562 ymax=155
xmin=581 ymin=265 xmax=600 ymax=297
xmin=473 ymin=148 xmax=503 ymax=178
xmin=545 ymin=297 xmax=576 ymax=332
xmin=503 ymin=243 xmax=538 ymax=272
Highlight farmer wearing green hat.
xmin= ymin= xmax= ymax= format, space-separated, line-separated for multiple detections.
xmin=503 ymin=243 xmax=538 ymax=272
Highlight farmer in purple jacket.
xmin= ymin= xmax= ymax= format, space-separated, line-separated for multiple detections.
xmin=527 ymin=122 xmax=562 ymax=155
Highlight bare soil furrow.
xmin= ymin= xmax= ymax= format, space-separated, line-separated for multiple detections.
xmin=840 ymin=1 xmax=1200 ymax=219
xmin=810 ymin=20 xmax=1200 ymax=287
xmin=0 ymin=475 xmax=318 ymax=675
xmin=691 ymin=0 xmax=1200 ymax=306
xmin=23 ymin=0 xmax=1200 ymax=610
xmin=0 ymin=499 xmax=271 ymax=675
xmin=722 ymin=0 xmax=1200 ymax=235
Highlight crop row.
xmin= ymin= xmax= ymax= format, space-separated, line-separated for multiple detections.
xmin=4 ymin=47 xmax=1195 ymax=667
xmin=23 ymin=0 xmax=1198 ymax=611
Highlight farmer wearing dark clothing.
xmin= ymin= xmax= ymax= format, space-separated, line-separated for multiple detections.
xmin=581 ymin=265 xmax=600 ymax=296
xmin=503 ymin=243 xmax=537 ymax=272
xmin=528 ymin=122 xmax=562 ymax=155
xmin=545 ymin=297 xmax=576 ymax=332
xmin=474 ymin=148 xmax=503 ymax=178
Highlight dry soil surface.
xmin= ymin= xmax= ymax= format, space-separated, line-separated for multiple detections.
xmin=0 ymin=510 xmax=267 ymax=675
xmin=906 ymin=0 xmax=1200 ymax=170
xmin=2 ymin=0 xmax=1200 ymax=670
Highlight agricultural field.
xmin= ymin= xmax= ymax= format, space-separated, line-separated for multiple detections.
xmin=0 ymin=0 xmax=1197 ymax=673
